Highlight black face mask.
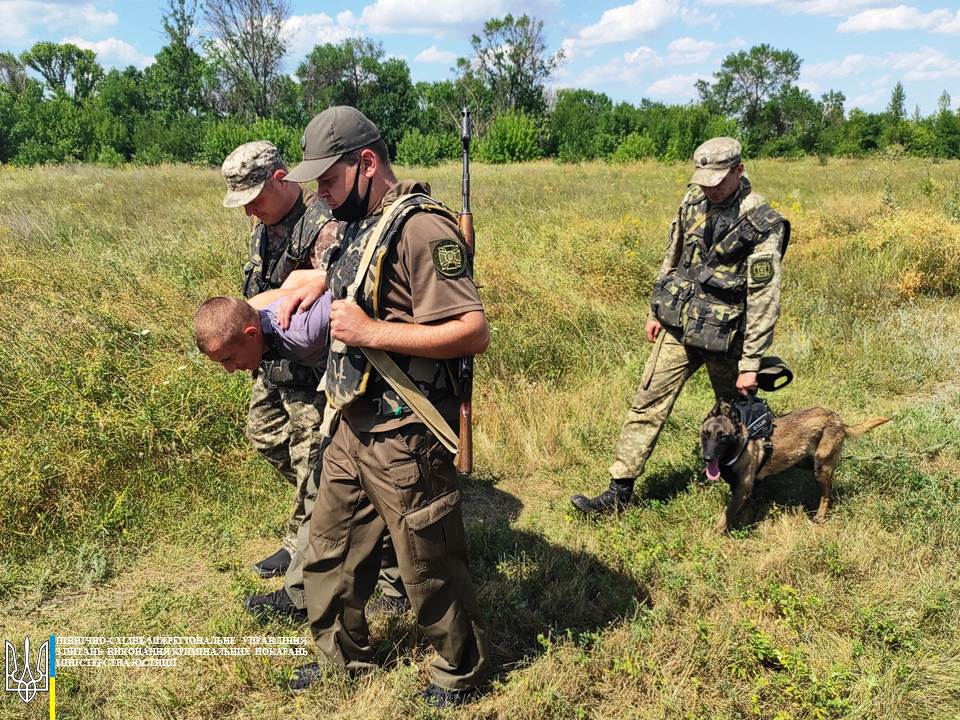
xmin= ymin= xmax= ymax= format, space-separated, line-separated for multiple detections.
xmin=331 ymin=161 xmax=372 ymax=222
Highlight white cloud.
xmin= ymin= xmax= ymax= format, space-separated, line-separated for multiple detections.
xmin=576 ymin=46 xmax=663 ymax=86
xmin=804 ymin=53 xmax=881 ymax=79
xmin=360 ymin=0 xmax=534 ymax=35
xmin=667 ymin=37 xmax=718 ymax=64
xmin=414 ymin=45 xmax=457 ymax=64
xmin=838 ymin=5 xmax=960 ymax=34
xmin=561 ymin=0 xmax=677 ymax=57
xmin=888 ymin=47 xmax=960 ymax=81
xmin=701 ymin=0 xmax=890 ymax=15
xmin=283 ymin=12 xmax=363 ymax=61
xmin=663 ymin=36 xmax=745 ymax=65
xmin=646 ymin=72 xmax=703 ymax=98
xmin=679 ymin=6 xmax=719 ymax=25
xmin=61 ymin=36 xmax=153 ymax=68
xmin=804 ymin=47 xmax=960 ymax=84
xmin=0 ymin=1 xmax=117 ymax=42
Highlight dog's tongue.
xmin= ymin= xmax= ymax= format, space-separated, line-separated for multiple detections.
xmin=706 ymin=459 xmax=721 ymax=482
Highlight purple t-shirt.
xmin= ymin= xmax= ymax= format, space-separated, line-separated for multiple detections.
xmin=259 ymin=292 xmax=332 ymax=369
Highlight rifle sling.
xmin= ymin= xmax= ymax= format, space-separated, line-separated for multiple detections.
xmin=335 ymin=192 xmax=460 ymax=457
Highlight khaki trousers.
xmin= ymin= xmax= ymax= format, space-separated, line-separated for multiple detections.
xmin=304 ymin=420 xmax=489 ymax=690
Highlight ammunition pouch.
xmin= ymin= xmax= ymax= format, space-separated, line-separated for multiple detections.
xmin=682 ymin=296 xmax=742 ymax=355
xmin=651 ymin=274 xmax=693 ymax=330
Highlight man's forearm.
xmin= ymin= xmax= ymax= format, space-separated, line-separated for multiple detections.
xmin=362 ymin=313 xmax=489 ymax=360
xmin=247 ymin=288 xmax=292 ymax=309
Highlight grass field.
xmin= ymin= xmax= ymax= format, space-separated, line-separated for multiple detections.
xmin=1 ymin=157 xmax=960 ymax=719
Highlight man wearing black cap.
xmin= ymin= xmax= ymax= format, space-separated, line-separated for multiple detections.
xmin=571 ymin=137 xmax=791 ymax=515
xmin=281 ymin=106 xmax=490 ymax=706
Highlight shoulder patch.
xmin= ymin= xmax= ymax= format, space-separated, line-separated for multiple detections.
xmin=746 ymin=203 xmax=785 ymax=233
xmin=430 ymin=238 xmax=468 ymax=278
xmin=749 ymin=254 xmax=775 ymax=285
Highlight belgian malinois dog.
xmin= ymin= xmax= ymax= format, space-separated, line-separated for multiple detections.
xmin=700 ymin=401 xmax=889 ymax=532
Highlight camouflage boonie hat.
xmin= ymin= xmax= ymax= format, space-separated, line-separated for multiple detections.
xmin=221 ymin=141 xmax=285 ymax=208
xmin=690 ymin=137 xmax=742 ymax=187
xmin=284 ymin=106 xmax=381 ymax=184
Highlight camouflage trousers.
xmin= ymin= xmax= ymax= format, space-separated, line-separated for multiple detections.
xmin=609 ymin=329 xmax=740 ymax=480
xmin=247 ymin=374 xmax=405 ymax=610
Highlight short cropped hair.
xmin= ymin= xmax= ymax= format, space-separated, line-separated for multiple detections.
xmin=337 ymin=138 xmax=390 ymax=168
xmin=194 ymin=296 xmax=258 ymax=354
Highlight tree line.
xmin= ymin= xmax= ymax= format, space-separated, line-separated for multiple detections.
xmin=1 ymin=0 xmax=958 ymax=168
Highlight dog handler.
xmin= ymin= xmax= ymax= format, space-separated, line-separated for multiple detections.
xmin=571 ymin=137 xmax=790 ymax=515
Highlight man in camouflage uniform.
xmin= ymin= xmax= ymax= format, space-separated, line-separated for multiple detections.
xmin=279 ymin=107 xmax=490 ymax=707
xmin=571 ymin=137 xmax=790 ymax=515
xmin=222 ymin=141 xmax=407 ymax=623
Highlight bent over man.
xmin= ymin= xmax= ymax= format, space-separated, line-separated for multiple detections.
xmin=571 ymin=137 xmax=790 ymax=515
xmin=281 ymin=106 xmax=490 ymax=706
xmin=218 ymin=142 xmax=412 ymax=622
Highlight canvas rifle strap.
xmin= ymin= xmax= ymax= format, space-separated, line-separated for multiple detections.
xmin=336 ymin=193 xmax=461 ymax=457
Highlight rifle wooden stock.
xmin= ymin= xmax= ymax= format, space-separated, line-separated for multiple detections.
xmin=457 ymin=211 xmax=475 ymax=476
xmin=458 ymin=212 xmax=475 ymax=252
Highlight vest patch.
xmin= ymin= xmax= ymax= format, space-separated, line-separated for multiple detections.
xmin=750 ymin=256 xmax=774 ymax=285
xmin=430 ymin=239 xmax=467 ymax=278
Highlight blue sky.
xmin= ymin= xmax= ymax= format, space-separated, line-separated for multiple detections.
xmin=2 ymin=0 xmax=959 ymax=114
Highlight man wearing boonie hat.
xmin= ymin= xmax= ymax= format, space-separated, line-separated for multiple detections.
xmin=219 ymin=141 xmax=406 ymax=623
xmin=571 ymin=136 xmax=791 ymax=516
xmin=278 ymin=106 xmax=490 ymax=707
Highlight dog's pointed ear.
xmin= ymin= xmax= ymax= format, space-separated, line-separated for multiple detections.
xmin=717 ymin=399 xmax=733 ymax=417
xmin=708 ymin=399 xmax=725 ymax=418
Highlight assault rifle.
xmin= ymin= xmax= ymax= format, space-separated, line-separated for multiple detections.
xmin=457 ymin=107 xmax=475 ymax=475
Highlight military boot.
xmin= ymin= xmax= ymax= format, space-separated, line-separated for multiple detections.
xmin=244 ymin=588 xmax=307 ymax=624
xmin=570 ymin=478 xmax=634 ymax=515
xmin=251 ymin=547 xmax=291 ymax=578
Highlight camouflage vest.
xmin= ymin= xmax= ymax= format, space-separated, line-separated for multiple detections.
xmin=651 ymin=185 xmax=789 ymax=356
xmin=325 ymin=193 xmax=461 ymax=413
xmin=242 ymin=194 xmax=332 ymax=387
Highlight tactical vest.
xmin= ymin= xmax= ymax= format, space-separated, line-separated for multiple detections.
xmin=242 ymin=197 xmax=332 ymax=387
xmin=325 ymin=193 xmax=462 ymax=413
xmin=651 ymin=188 xmax=789 ymax=356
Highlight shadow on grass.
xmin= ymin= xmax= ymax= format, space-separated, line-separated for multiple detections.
xmin=465 ymin=483 xmax=648 ymax=673
xmin=365 ymin=480 xmax=647 ymax=677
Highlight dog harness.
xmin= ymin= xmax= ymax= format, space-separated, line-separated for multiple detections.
xmin=725 ymin=395 xmax=775 ymax=471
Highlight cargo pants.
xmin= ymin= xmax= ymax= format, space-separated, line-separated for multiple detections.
xmin=609 ymin=329 xmax=740 ymax=480
xmin=247 ymin=374 xmax=404 ymax=609
xmin=303 ymin=419 xmax=489 ymax=691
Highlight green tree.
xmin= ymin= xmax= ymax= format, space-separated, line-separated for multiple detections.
xmin=296 ymin=38 xmax=416 ymax=154
xmin=695 ymin=44 xmax=801 ymax=141
xmin=458 ymin=14 xmax=564 ymax=117
xmin=932 ymin=89 xmax=960 ymax=158
xmin=144 ymin=0 xmax=209 ymax=119
xmin=88 ymin=66 xmax=146 ymax=158
xmin=883 ymin=81 xmax=909 ymax=146
xmin=548 ymin=89 xmax=612 ymax=161
xmin=20 ymin=42 xmax=103 ymax=102
xmin=0 ymin=52 xmax=30 ymax=94
xmin=203 ymin=0 xmax=290 ymax=119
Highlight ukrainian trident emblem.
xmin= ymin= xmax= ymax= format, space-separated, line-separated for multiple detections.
xmin=5 ymin=636 xmax=49 ymax=703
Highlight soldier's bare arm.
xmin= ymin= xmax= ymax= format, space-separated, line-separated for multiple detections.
xmin=329 ymin=302 xmax=489 ymax=359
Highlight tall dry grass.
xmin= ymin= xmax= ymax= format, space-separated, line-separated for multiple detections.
xmin=1 ymin=158 xmax=960 ymax=719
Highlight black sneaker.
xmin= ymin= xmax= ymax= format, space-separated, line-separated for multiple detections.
xmin=570 ymin=478 xmax=634 ymax=515
xmin=421 ymin=684 xmax=480 ymax=708
xmin=244 ymin=588 xmax=307 ymax=624
xmin=287 ymin=662 xmax=325 ymax=692
xmin=251 ymin=547 xmax=291 ymax=578
xmin=366 ymin=595 xmax=411 ymax=617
